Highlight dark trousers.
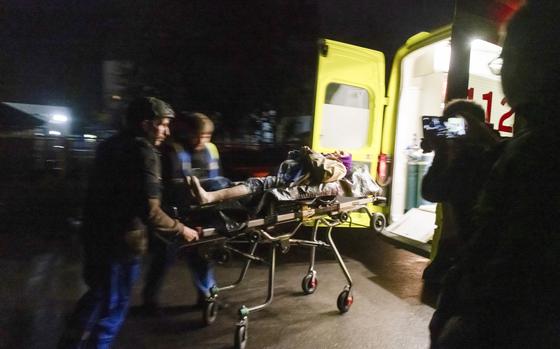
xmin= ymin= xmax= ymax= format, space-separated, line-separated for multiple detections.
xmin=142 ymin=238 xmax=215 ymax=304
xmin=59 ymin=258 xmax=141 ymax=349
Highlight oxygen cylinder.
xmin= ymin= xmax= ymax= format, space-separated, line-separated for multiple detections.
xmin=406 ymin=160 xmax=419 ymax=211
xmin=405 ymin=134 xmax=422 ymax=211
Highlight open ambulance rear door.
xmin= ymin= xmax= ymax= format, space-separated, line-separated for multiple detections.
xmin=312 ymin=17 xmax=515 ymax=257
xmin=310 ymin=39 xmax=386 ymax=227
xmin=379 ymin=2 xmax=518 ymax=257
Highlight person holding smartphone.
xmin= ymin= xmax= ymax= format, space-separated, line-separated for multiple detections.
xmin=420 ymin=99 xmax=501 ymax=285
xmin=432 ymin=2 xmax=560 ymax=347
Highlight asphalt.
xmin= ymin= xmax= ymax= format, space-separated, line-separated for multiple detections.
xmin=0 ymin=228 xmax=437 ymax=349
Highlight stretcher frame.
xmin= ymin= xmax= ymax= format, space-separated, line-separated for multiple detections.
xmin=166 ymin=194 xmax=386 ymax=349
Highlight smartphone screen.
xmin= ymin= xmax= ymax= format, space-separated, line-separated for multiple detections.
xmin=422 ymin=115 xmax=467 ymax=139
xmin=444 ymin=116 xmax=467 ymax=138
xmin=422 ymin=116 xmax=447 ymax=140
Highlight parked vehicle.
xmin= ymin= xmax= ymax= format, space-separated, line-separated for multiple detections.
xmin=310 ymin=0 xmax=522 ymax=255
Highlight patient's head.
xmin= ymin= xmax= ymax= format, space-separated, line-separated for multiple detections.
xmin=324 ymin=150 xmax=352 ymax=173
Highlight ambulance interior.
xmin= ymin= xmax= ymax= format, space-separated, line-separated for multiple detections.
xmin=385 ymin=38 xmax=504 ymax=249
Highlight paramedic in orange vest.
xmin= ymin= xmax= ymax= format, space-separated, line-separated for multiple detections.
xmin=142 ymin=112 xmax=229 ymax=314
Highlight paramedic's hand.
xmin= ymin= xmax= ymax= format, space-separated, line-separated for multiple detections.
xmin=181 ymin=226 xmax=200 ymax=242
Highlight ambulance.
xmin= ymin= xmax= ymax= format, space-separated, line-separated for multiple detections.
xmin=310 ymin=0 xmax=523 ymax=256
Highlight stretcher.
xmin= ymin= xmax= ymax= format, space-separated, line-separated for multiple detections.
xmin=158 ymin=185 xmax=387 ymax=349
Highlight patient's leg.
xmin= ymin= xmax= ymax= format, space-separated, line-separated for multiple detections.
xmin=187 ymin=176 xmax=251 ymax=204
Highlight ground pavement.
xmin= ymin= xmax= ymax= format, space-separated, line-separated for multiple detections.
xmin=0 ymin=228 xmax=436 ymax=349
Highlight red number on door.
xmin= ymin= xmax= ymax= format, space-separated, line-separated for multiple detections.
xmin=498 ymin=97 xmax=514 ymax=133
xmin=482 ymin=91 xmax=493 ymax=123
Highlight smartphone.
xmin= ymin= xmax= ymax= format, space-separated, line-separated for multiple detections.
xmin=422 ymin=115 xmax=467 ymax=140
xmin=445 ymin=116 xmax=467 ymax=138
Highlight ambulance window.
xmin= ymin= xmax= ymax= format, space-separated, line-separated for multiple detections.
xmin=320 ymin=83 xmax=370 ymax=149
xmin=325 ymin=83 xmax=369 ymax=108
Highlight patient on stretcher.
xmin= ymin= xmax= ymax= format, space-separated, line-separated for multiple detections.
xmin=186 ymin=146 xmax=382 ymax=205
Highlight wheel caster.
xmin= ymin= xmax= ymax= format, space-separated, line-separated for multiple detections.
xmin=203 ymin=300 xmax=218 ymax=326
xmin=371 ymin=212 xmax=386 ymax=234
xmin=337 ymin=289 xmax=353 ymax=313
xmin=234 ymin=320 xmax=248 ymax=349
xmin=301 ymin=271 xmax=318 ymax=295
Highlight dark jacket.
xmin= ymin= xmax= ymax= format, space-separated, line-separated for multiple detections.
xmin=458 ymin=119 xmax=560 ymax=314
xmin=82 ymin=132 xmax=184 ymax=262
xmin=422 ymin=140 xmax=503 ymax=242
xmin=435 ymin=112 xmax=560 ymax=346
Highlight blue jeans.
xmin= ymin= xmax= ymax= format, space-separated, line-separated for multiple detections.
xmin=59 ymin=258 xmax=141 ymax=349
xmin=186 ymin=249 xmax=216 ymax=297
xmin=143 ymin=238 xmax=216 ymax=303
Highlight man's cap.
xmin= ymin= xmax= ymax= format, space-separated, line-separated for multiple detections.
xmin=125 ymin=97 xmax=175 ymax=130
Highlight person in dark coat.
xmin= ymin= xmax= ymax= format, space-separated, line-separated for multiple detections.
xmin=430 ymin=2 xmax=560 ymax=347
xmin=421 ymin=100 xmax=501 ymax=284
xmin=58 ymin=97 xmax=199 ymax=349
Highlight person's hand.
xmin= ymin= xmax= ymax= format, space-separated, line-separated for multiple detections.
xmin=422 ymin=136 xmax=450 ymax=153
xmin=181 ymin=226 xmax=200 ymax=242
xmin=420 ymin=138 xmax=434 ymax=153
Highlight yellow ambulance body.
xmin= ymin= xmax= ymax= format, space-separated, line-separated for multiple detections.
xmin=311 ymin=1 xmax=520 ymax=256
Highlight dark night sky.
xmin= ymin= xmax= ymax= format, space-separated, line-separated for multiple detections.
xmin=0 ymin=1 xmax=455 ymax=128
xmin=319 ymin=0 xmax=454 ymax=55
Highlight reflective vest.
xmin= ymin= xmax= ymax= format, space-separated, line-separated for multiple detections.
xmin=176 ymin=142 xmax=220 ymax=179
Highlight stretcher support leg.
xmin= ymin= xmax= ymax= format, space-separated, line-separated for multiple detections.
xmin=324 ymin=222 xmax=355 ymax=313
xmin=326 ymin=224 xmax=353 ymax=288
xmin=234 ymin=243 xmax=276 ymax=347
xmin=308 ymin=219 xmax=320 ymax=270
xmin=205 ymin=241 xmax=261 ymax=326
xmin=300 ymin=219 xmax=320 ymax=295
xmin=214 ymin=241 xmax=259 ymax=294
xmin=237 ymin=242 xmax=277 ymax=319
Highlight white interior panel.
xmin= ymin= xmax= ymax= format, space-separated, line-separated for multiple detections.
xmin=389 ymin=40 xmax=449 ymax=228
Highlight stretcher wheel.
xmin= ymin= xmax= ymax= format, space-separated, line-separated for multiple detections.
xmin=336 ymin=289 xmax=353 ymax=313
xmin=371 ymin=212 xmax=386 ymax=234
xmin=203 ymin=300 xmax=218 ymax=326
xmin=234 ymin=322 xmax=248 ymax=349
xmin=301 ymin=271 xmax=318 ymax=295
